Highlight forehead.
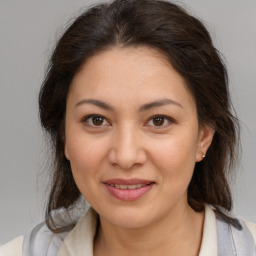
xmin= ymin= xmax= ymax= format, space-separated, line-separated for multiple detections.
xmin=68 ymin=46 xmax=196 ymax=111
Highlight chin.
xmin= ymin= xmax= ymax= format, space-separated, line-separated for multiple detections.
xmin=98 ymin=205 xmax=158 ymax=229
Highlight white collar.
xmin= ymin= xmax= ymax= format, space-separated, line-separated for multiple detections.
xmin=57 ymin=205 xmax=217 ymax=256
xmin=199 ymin=204 xmax=217 ymax=256
xmin=57 ymin=208 xmax=98 ymax=256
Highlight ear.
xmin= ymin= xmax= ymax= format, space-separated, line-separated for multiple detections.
xmin=64 ymin=143 xmax=70 ymax=160
xmin=196 ymin=124 xmax=215 ymax=162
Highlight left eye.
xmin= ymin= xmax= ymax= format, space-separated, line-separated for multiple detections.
xmin=147 ymin=115 xmax=173 ymax=127
xmin=82 ymin=115 xmax=110 ymax=127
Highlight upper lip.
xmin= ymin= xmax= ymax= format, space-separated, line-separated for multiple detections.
xmin=103 ymin=178 xmax=154 ymax=185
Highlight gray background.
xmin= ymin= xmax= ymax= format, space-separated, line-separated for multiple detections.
xmin=0 ymin=0 xmax=255 ymax=245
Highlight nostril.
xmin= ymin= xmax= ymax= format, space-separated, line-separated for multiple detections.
xmin=107 ymin=146 xmax=147 ymax=170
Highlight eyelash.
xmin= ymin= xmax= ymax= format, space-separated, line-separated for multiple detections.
xmin=146 ymin=115 xmax=176 ymax=128
xmin=81 ymin=114 xmax=110 ymax=127
xmin=81 ymin=114 xmax=176 ymax=128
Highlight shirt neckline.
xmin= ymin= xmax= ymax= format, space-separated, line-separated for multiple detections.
xmin=57 ymin=205 xmax=217 ymax=256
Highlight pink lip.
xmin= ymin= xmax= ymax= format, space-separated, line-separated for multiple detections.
xmin=103 ymin=179 xmax=155 ymax=201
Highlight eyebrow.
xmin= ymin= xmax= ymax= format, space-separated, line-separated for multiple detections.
xmin=139 ymin=98 xmax=183 ymax=111
xmin=75 ymin=98 xmax=183 ymax=111
xmin=75 ymin=99 xmax=114 ymax=111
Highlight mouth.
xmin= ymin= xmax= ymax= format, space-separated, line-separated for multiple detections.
xmin=103 ymin=179 xmax=155 ymax=201
xmin=108 ymin=183 xmax=148 ymax=189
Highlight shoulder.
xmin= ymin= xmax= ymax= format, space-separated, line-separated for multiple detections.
xmin=22 ymin=221 xmax=70 ymax=255
xmin=201 ymin=205 xmax=256 ymax=255
xmin=243 ymin=219 xmax=256 ymax=244
xmin=0 ymin=222 xmax=70 ymax=256
xmin=0 ymin=236 xmax=23 ymax=256
xmin=213 ymin=206 xmax=256 ymax=254
xmin=0 ymin=208 xmax=95 ymax=256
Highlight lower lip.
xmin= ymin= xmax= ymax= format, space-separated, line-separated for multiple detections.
xmin=104 ymin=183 xmax=154 ymax=201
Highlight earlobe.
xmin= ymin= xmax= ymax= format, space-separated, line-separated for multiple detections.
xmin=196 ymin=124 xmax=215 ymax=162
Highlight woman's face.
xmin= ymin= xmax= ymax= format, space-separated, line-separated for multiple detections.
xmin=65 ymin=47 xmax=214 ymax=229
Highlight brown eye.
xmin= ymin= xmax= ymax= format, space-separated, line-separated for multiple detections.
xmin=152 ymin=117 xmax=165 ymax=126
xmin=82 ymin=115 xmax=109 ymax=127
xmin=146 ymin=115 xmax=175 ymax=128
xmin=92 ymin=116 xmax=104 ymax=126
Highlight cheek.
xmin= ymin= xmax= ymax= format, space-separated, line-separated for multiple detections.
xmin=66 ymin=135 xmax=109 ymax=178
xmin=151 ymin=135 xmax=198 ymax=162
xmin=148 ymin=133 xmax=199 ymax=181
xmin=66 ymin=137 xmax=109 ymax=202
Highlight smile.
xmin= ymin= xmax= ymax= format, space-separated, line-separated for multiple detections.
xmin=103 ymin=179 xmax=155 ymax=201
xmin=109 ymin=184 xmax=147 ymax=189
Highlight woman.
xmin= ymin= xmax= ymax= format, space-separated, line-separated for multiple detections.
xmin=1 ymin=0 xmax=255 ymax=255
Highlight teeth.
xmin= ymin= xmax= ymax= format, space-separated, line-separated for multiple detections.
xmin=110 ymin=184 xmax=147 ymax=189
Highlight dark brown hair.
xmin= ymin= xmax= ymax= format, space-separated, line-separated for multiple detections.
xmin=39 ymin=0 xmax=240 ymax=232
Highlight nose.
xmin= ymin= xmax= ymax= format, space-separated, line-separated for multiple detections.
xmin=107 ymin=125 xmax=147 ymax=170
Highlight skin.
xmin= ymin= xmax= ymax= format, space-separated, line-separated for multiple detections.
xmin=64 ymin=46 xmax=214 ymax=256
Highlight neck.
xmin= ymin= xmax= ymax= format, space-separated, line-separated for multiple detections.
xmin=94 ymin=203 xmax=204 ymax=256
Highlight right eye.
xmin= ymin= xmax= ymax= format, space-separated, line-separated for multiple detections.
xmin=81 ymin=114 xmax=110 ymax=127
